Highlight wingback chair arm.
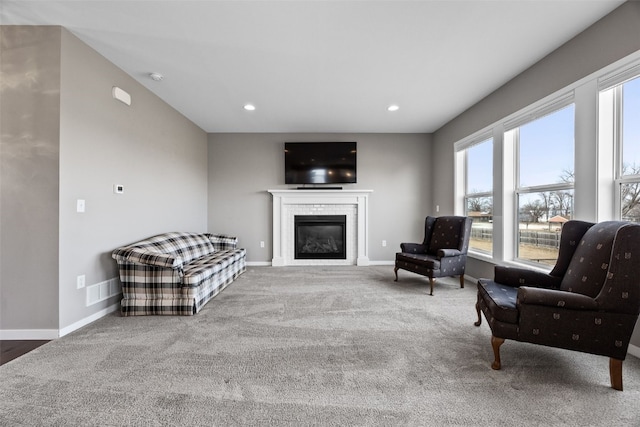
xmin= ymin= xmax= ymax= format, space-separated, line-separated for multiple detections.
xmin=517 ymin=287 xmax=599 ymax=310
xmin=400 ymin=243 xmax=427 ymax=254
xmin=494 ymin=265 xmax=562 ymax=289
xmin=437 ymin=248 xmax=463 ymax=258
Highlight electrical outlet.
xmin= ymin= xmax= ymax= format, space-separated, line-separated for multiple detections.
xmin=436 ymin=205 xmax=440 ymax=213
xmin=77 ymin=274 xmax=86 ymax=289
xmin=382 ymin=240 xmax=387 ymax=247
xmin=260 ymin=241 xmax=265 ymax=248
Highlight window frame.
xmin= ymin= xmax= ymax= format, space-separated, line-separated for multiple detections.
xmin=455 ymin=133 xmax=494 ymax=255
xmin=509 ymin=99 xmax=576 ymax=267
xmin=614 ymin=77 xmax=640 ymax=222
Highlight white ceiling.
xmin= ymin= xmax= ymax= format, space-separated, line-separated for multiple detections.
xmin=0 ymin=0 xmax=626 ymax=133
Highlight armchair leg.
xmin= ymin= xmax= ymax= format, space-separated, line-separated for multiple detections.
xmin=610 ymin=358 xmax=623 ymax=391
xmin=394 ymin=266 xmax=399 ymax=282
xmin=460 ymin=274 xmax=465 ymax=288
xmin=474 ymin=301 xmax=482 ymax=327
xmin=491 ymin=335 xmax=505 ymax=370
xmin=429 ymin=277 xmax=434 ymax=296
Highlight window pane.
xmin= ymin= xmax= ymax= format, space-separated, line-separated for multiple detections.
xmin=622 ymin=76 xmax=640 ymax=176
xmin=467 ymin=196 xmax=493 ymax=253
xmin=467 ymin=139 xmax=493 ymax=193
xmin=519 ymin=105 xmax=575 ymax=187
xmin=465 ymin=138 xmax=493 ymax=253
xmin=621 ymin=182 xmax=640 ymax=222
xmin=517 ymin=190 xmax=573 ymax=266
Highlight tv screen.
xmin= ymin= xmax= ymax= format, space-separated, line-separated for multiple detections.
xmin=284 ymin=142 xmax=357 ymax=185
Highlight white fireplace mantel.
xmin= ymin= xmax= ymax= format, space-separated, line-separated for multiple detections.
xmin=268 ymin=189 xmax=373 ymax=266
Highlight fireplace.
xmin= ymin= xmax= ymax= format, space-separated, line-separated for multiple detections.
xmin=268 ymin=189 xmax=372 ymax=266
xmin=294 ymin=215 xmax=346 ymax=259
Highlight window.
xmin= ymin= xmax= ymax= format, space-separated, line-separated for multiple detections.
xmin=507 ymin=103 xmax=575 ymax=266
xmin=453 ymin=54 xmax=640 ymax=271
xmin=619 ymin=76 xmax=640 ymax=222
xmin=462 ymin=138 xmax=493 ymax=254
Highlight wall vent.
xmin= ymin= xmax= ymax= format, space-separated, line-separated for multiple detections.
xmin=86 ymin=277 xmax=121 ymax=306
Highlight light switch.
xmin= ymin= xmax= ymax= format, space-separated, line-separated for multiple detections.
xmin=77 ymin=199 xmax=86 ymax=213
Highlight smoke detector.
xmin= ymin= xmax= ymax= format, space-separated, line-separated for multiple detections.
xmin=149 ymin=72 xmax=164 ymax=81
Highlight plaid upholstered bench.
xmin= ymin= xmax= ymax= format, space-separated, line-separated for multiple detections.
xmin=112 ymin=232 xmax=246 ymax=316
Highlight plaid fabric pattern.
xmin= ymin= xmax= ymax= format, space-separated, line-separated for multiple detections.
xmin=125 ymin=249 xmax=182 ymax=269
xmin=113 ymin=232 xmax=216 ymax=266
xmin=208 ymin=234 xmax=240 ymax=251
xmin=112 ymin=232 xmax=246 ymax=316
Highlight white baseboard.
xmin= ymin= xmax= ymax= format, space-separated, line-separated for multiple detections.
xmin=247 ymin=261 xmax=398 ymax=267
xmin=59 ymin=302 xmax=120 ymax=338
xmin=246 ymin=261 xmax=271 ymax=266
xmin=1 ymin=302 xmax=120 ymax=340
xmin=0 ymin=329 xmax=60 ymax=340
xmin=628 ymin=344 xmax=640 ymax=359
xmin=368 ymin=260 xmax=395 ymax=266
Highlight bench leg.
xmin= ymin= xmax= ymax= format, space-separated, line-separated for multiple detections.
xmin=460 ymin=274 xmax=465 ymax=288
xmin=429 ymin=277 xmax=434 ymax=296
xmin=394 ymin=266 xmax=399 ymax=282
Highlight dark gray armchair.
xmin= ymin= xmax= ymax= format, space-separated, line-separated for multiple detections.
xmin=474 ymin=220 xmax=640 ymax=390
xmin=394 ymin=216 xmax=473 ymax=295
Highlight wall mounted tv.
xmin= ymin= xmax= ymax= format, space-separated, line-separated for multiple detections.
xmin=284 ymin=142 xmax=357 ymax=185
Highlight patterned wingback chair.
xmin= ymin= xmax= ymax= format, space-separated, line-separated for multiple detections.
xmin=474 ymin=220 xmax=640 ymax=390
xmin=394 ymin=216 xmax=473 ymax=295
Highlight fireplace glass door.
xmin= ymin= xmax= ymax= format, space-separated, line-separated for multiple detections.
xmin=294 ymin=215 xmax=346 ymax=259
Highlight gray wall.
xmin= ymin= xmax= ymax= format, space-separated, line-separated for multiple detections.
xmin=57 ymin=29 xmax=208 ymax=330
xmin=208 ymin=133 xmax=432 ymax=264
xmin=431 ymin=2 xmax=640 ymax=346
xmin=0 ymin=26 xmax=208 ymax=334
xmin=1 ymin=27 xmax=61 ymax=332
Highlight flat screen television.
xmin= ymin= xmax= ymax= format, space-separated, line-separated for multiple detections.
xmin=284 ymin=142 xmax=357 ymax=185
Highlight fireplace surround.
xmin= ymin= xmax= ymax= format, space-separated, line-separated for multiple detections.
xmin=268 ymin=189 xmax=372 ymax=266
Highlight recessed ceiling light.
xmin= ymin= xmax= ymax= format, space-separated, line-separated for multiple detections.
xmin=387 ymin=105 xmax=399 ymax=112
xmin=149 ymin=72 xmax=163 ymax=81
xmin=244 ymin=104 xmax=256 ymax=111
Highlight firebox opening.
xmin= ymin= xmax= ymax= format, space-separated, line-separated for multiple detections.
xmin=294 ymin=215 xmax=346 ymax=259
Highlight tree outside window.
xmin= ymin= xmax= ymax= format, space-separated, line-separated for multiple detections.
xmin=514 ymin=104 xmax=575 ymax=266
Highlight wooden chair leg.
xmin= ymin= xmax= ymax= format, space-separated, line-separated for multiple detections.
xmin=459 ymin=274 xmax=465 ymax=288
xmin=474 ymin=301 xmax=482 ymax=327
xmin=429 ymin=277 xmax=434 ymax=296
xmin=393 ymin=266 xmax=399 ymax=282
xmin=610 ymin=358 xmax=623 ymax=391
xmin=491 ymin=335 xmax=505 ymax=370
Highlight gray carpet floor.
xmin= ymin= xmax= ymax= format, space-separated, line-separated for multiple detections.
xmin=1 ymin=266 xmax=640 ymax=426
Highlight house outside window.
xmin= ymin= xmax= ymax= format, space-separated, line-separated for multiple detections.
xmin=507 ymin=102 xmax=575 ymax=266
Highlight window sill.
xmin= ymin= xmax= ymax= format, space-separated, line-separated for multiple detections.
xmin=468 ymin=250 xmax=553 ymax=274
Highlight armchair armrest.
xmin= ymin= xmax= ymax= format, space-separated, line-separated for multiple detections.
xmin=437 ymin=248 xmax=462 ymax=258
xmin=208 ymin=234 xmax=238 ymax=251
xmin=400 ymin=243 xmax=427 ymax=254
xmin=494 ymin=265 xmax=561 ymax=289
xmin=517 ymin=287 xmax=598 ymax=310
xmin=125 ymin=248 xmax=183 ymax=269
